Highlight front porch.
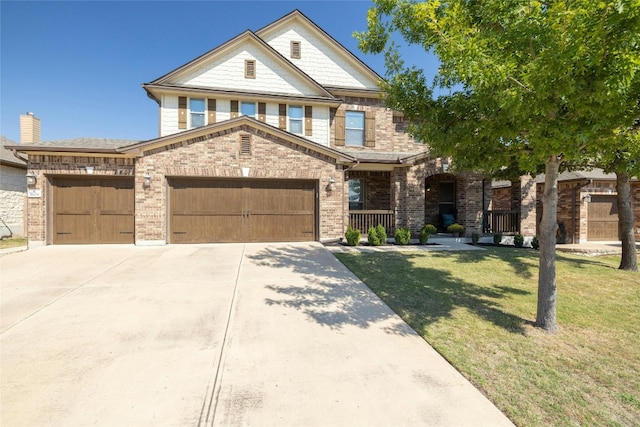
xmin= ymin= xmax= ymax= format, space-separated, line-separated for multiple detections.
xmin=346 ymin=167 xmax=487 ymax=237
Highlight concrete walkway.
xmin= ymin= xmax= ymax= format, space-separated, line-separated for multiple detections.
xmin=1 ymin=243 xmax=513 ymax=426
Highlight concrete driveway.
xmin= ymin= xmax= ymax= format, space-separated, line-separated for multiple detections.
xmin=1 ymin=243 xmax=513 ymax=426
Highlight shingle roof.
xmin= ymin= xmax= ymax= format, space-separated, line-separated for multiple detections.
xmin=340 ymin=150 xmax=428 ymax=164
xmin=19 ymin=137 xmax=140 ymax=150
xmin=0 ymin=136 xmax=27 ymax=168
xmin=535 ymin=168 xmax=616 ymax=183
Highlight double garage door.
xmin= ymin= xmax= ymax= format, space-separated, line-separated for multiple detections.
xmin=52 ymin=177 xmax=317 ymax=244
xmin=168 ymin=178 xmax=317 ymax=243
xmin=52 ymin=177 xmax=135 ymax=244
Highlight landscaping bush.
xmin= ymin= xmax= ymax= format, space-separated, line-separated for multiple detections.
xmin=367 ymin=224 xmax=388 ymax=246
xmin=344 ymin=226 xmax=361 ymax=246
xmin=493 ymin=233 xmax=503 ymax=245
xmin=395 ymin=227 xmax=411 ymax=245
xmin=531 ymin=235 xmax=540 ymax=250
xmin=514 ymin=233 xmax=525 ymax=248
xmin=471 ymin=233 xmax=480 ymax=245
xmin=375 ymin=224 xmax=387 ymax=243
xmin=419 ymin=224 xmax=437 ymax=244
xmin=447 ymin=223 xmax=465 ymax=235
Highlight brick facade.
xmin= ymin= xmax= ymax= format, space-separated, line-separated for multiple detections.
xmin=138 ymin=125 xmax=345 ymax=243
xmin=24 ymin=155 xmax=135 ymax=245
xmin=330 ymin=97 xmax=419 ymax=152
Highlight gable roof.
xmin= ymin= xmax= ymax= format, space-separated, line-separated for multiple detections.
xmin=1 ymin=136 xmax=27 ymax=168
xmin=255 ymin=10 xmax=382 ymax=89
xmin=120 ymin=116 xmax=356 ymax=163
xmin=143 ymin=29 xmax=337 ymax=103
xmin=11 ymin=117 xmax=355 ymax=164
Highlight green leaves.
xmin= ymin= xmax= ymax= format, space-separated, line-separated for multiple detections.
xmin=357 ymin=0 xmax=640 ymax=174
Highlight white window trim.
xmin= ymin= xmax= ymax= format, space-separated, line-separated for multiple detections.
xmin=240 ymin=101 xmax=256 ymax=118
xmin=189 ymin=97 xmax=205 ymax=129
xmin=288 ymin=105 xmax=304 ymax=135
xmin=345 ymin=110 xmax=365 ymax=146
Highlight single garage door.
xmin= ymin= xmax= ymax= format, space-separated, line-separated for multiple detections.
xmin=52 ymin=177 xmax=135 ymax=244
xmin=169 ymin=178 xmax=317 ymax=243
xmin=588 ymin=195 xmax=619 ymax=241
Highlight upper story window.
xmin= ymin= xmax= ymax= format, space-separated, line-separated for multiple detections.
xmin=245 ymin=60 xmax=256 ymax=79
xmin=289 ymin=105 xmax=303 ymax=134
xmin=241 ymin=102 xmax=256 ymax=117
xmin=190 ymin=98 xmax=205 ymax=128
xmin=291 ymin=41 xmax=301 ymax=59
xmin=345 ymin=111 xmax=365 ymax=146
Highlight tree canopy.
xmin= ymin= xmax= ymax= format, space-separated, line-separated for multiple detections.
xmin=356 ymin=0 xmax=640 ymax=331
xmin=357 ymin=0 xmax=640 ymax=173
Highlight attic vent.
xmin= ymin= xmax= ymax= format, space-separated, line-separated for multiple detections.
xmin=240 ymin=134 xmax=252 ymax=156
xmin=291 ymin=41 xmax=301 ymax=59
xmin=245 ymin=59 xmax=256 ymax=79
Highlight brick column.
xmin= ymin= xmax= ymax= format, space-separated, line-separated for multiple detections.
xmin=519 ymin=175 xmax=537 ymax=236
xmin=457 ymin=172 xmax=484 ymax=235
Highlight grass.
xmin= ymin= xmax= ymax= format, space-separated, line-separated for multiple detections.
xmin=334 ymin=246 xmax=640 ymax=427
xmin=0 ymin=237 xmax=27 ymax=249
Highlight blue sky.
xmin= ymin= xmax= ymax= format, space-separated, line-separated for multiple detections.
xmin=1 ymin=0 xmax=437 ymax=143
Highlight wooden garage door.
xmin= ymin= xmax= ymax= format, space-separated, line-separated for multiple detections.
xmin=52 ymin=177 xmax=135 ymax=244
xmin=588 ymin=195 xmax=619 ymax=241
xmin=169 ymin=178 xmax=317 ymax=243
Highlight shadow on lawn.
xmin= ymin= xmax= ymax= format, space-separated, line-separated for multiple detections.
xmin=246 ymin=244 xmax=564 ymax=336
xmin=246 ymin=244 xmax=414 ymax=334
xmin=337 ymin=250 xmax=535 ymax=335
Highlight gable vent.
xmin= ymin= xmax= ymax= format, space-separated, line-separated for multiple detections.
xmin=291 ymin=41 xmax=301 ymax=59
xmin=245 ymin=59 xmax=256 ymax=79
xmin=240 ymin=134 xmax=252 ymax=156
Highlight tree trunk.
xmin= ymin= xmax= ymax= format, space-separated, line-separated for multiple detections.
xmin=616 ymin=172 xmax=638 ymax=271
xmin=536 ymin=156 xmax=560 ymax=333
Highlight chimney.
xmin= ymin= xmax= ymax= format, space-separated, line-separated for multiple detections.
xmin=20 ymin=112 xmax=41 ymax=144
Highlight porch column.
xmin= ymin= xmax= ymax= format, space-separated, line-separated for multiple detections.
xmin=457 ymin=172 xmax=484 ymax=235
xmin=391 ymin=166 xmax=426 ymax=234
xmin=516 ymin=175 xmax=537 ymax=237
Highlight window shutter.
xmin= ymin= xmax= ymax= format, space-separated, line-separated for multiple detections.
xmin=178 ymin=96 xmax=187 ymax=129
xmin=291 ymin=41 xmax=301 ymax=59
xmin=365 ymin=110 xmax=376 ymax=147
xmin=207 ymin=99 xmax=216 ymax=125
xmin=304 ymin=106 xmax=313 ymax=136
xmin=258 ymin=102 xmax=266 ymax=122
xmin=278 ymin=104 xmax=287 ymax=130
xmin=230 ymin=100 xmax=239 ymax=118
xmin=335 ymin=109 xmax=345 ymax=146
xmin=240 ymin=134 xmax=251 ymax=156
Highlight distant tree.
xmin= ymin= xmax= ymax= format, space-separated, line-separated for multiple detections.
xmin=356 ymin=0 xmax=640 ymax=332
xmin=595 ymin=121 xmax=640 ymax=271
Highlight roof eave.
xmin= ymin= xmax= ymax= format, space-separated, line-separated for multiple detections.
xmin=142 ymin=83 xmax=341 ymax=106
xmin=120 ymin=116 xmax=357 ymax=163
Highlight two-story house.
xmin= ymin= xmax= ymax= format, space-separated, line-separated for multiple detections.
xmin=11 ymin=10 xmax=487 ymax=246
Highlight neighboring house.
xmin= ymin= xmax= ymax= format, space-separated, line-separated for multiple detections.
xmin=0 ymin=136 xmax=27 ymax=237
xmin=8 ymin=10 xmax=488 ymax=246
xmin=491 ymin=170 xmax=640 ymax=243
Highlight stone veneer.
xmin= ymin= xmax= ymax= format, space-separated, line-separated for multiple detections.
xmin=0 ymin=164 xmax=27 ymax=236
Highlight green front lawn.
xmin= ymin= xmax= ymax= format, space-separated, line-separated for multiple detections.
xmin=335 ymin=247 xmax=640 ymax=427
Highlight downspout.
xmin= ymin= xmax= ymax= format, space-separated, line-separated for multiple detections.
xmin=572 ymin=179 xmax=592 ymax=244
xmin=11 ymin=148 xmax=28 ymax=164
